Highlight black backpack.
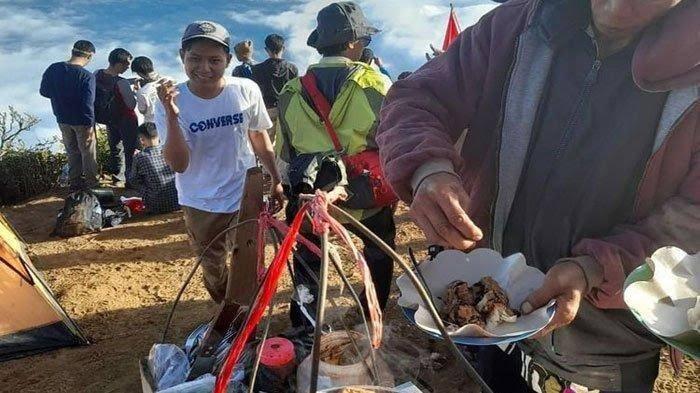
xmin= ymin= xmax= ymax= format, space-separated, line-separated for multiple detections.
xmin=52 ymin=191 xmax=103 ymax=238
xmin=94 ymin=71 xmax=119 ymax=125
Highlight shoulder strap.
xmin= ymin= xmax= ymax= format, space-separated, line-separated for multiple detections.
xmin=300 ymin=72 xmax=343 ymax=153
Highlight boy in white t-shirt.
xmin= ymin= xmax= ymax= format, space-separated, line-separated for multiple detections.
xmin=156 ymin=20 xmax=284 ymax=304
xmin=131 ymin=56 xmax=167 ymax=124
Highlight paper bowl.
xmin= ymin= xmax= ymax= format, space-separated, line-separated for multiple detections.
xmin=624 ymin=247 xmax=700 ymax=359
xmin=396 ymin=248 xmax=554 ymax=341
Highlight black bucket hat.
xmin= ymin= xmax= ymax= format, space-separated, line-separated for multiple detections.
xmin=307 ymin=2 xmax=380 ymax=49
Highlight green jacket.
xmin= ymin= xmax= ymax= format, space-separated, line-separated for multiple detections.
xmin=276 ymin=57 xmax=390 ymax=221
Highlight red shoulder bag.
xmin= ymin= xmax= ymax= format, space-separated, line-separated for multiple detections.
xmin=300 ymin=72 xmax=398 ymax=208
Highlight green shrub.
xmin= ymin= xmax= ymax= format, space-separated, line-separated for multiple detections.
xmin=95 ymin=125 xmax=110 ymax=174
xmin=0 ymin=125 xmax=123 ymax=205
xmin=0 ymin=147 xmax=67 ymax=205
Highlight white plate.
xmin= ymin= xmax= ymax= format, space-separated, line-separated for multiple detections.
xmin=397 ymin=248 xmax=553 ymax=338
xmin=624 ymin=247 xmax=700 ymax=339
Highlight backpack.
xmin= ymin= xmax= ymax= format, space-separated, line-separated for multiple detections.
xmin=233 ymin=63 xmax=254 ymax=79
xmin=298 ymin=71 xmax=398 ymax=209
xmin=94 ymin=71 xmax=119 ymax=124
xmin=52 ymin=191 xmax=103 ymax=238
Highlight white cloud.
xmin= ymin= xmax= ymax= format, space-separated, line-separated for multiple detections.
xmin=363 ymin=1 xmax=498 ymax=65
xmin=0 ymin=4 xmax=186 ymax=145
xmin=228 ymin=0 xmax=328 ymax=69
xmin=0 ymin=6 xmax=82 ymax=143
xmin=1 ymin=1 xmax=498 ymax=146
xmin=227 ymin=0 xmax=498 ymax=72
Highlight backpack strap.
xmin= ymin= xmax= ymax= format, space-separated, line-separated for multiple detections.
xmin=300 ymin=72 xmax=343 ymax=153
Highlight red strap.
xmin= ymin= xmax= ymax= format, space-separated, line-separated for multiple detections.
xmin=300 ymin=72 xmax=343 ymax=152
xmin=214 ymin=204 xmax=309 ymax=393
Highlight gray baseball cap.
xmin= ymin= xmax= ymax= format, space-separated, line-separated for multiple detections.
xmin=307 ymin=2 xmax=380 ymax=49
xmin=181 ymin=21 xmax=230 ymax=49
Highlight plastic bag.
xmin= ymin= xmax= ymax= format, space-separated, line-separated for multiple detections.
xmin=102 ymin=208 xmax=128 ymax=228
xmin=158 ymin=373 xmax=214 ymax=393
xmin=51 ymin=190 xmax=103 ymax=237
xmin=157 ymin=372 xmax=248 ymax=393
xmin=149 ymin=344 xmax=189 ymax=391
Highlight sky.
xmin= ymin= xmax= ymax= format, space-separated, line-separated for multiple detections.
xmin=0 ymin=0 xmax=498 ymax=146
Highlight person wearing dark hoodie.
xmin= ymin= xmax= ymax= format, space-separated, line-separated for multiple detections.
xmin=377 ymin=1 xmax=699 ymax=392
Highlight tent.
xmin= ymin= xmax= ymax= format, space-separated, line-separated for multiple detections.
xmin=0 ymin=213 xmax=88 ymax=361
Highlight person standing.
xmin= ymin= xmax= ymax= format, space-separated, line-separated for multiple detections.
xmin=156 ymin=21 xmax=284 ymax=305
xmin=377 ymin=1 xmax=698 ymax=391
xmin=95 ymin=48 xmax=138 ymax=187
xmin=131 ymin=56 xmax=168 ymax=125
xmin=232 ymin=40 xmax=254 ymax=79
xmin=40 ymin=40 xmax=99 ymax=191
xmin=251 ymin=33 xmax=298 ymax=144
xmin=276 ymin=2 xmax=395 ymax=329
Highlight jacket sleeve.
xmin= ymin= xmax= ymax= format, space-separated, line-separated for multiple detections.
xmin=274 ymin=89 xmax=295 ymax=185
xmin=376 ymin=10 xmax=495 ymax=201
xmin=117 ymin=79 xmax=137 ymax=110
xmin=83 ymin=73 xmax=96 ymax=123
xmin=572 ymin=111 xmax=700 ymax=308
xmin=40 ymin=67 xmax=52 ymax=98
xmin=633 ymin=0 xmax=700 ymax=92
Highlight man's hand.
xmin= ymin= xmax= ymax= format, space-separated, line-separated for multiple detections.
xmin=521 ymin=261 xmax=589 ymax=339
xmin=425 ymin=43 xmax=445 ymax=61
xmin=157 ymin=79 xmax=179 ymax=116
xmin=410 ymin=172 xmax=482 ymax=250
xmin=269 ymin=181 xmax=285 ymax=213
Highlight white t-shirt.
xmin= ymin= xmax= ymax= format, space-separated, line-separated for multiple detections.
xmin=136 ymin=80 xmax=160 ymax=124
xmin=155 ymin=77 xmax=272 ymax=213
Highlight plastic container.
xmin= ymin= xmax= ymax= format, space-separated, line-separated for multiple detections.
xmin=296 ymin=331 xmax=394 ymax=392
xmin=121 ymin=196 xmax=146 ymax=214
xmin=91 ymin=187 xmax=119 ymax=208
xmin=260 ymin=337 xmax=296 ymax=378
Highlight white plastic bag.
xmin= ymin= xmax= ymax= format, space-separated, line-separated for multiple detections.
xmin=149 ymin=344 xmax=189 ymax=391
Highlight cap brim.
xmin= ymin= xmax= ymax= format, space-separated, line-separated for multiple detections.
xmin=307 ymin=29 xmax=319 ymax=48
xmin=362 ymin=25 xmax=381 ymax=37
xmin=182 ymin=35 xmax=229 ymax=48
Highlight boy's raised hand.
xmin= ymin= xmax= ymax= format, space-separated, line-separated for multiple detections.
xmin=157 ymin=79 xmax=179 ymax=116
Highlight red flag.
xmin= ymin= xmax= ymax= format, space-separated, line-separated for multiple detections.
xmin=442 ymin=4 xmax=462 ymax=51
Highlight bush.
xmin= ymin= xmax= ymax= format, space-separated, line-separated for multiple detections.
xmin=0 ymin=127 xmax=116 ymax=205
xmin=0 ymin=147 xmax=67 ymax=205
xmin=96 ymin=125 xmax=111 ymax=174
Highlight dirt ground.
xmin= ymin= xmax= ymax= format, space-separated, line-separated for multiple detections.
xmin=0 ymin=190 xmax=697 ymax=393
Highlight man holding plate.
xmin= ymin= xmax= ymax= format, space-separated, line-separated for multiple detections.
xmin=378 ymin=0 xmax=699 ymax=392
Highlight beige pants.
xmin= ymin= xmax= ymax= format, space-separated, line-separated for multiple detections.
xmin=58 ymin=123 xmax=98 ymax=190
xmin=182 ymin=206 xmax=241 ymax=303
xmin=266 ymin=107 xmax=279 ymax=144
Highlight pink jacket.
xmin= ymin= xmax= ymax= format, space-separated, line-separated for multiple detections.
xmin=378 ymin=0 xmax=700 ymax=309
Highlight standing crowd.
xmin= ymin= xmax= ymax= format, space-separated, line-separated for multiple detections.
xmin=39 ymin=1 xmax=699 ymax=393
